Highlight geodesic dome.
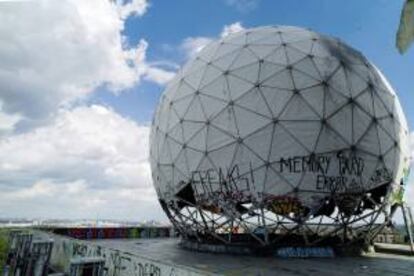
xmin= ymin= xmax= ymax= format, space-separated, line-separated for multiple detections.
xmin=150 ymin=26 xmax=410 ymax=252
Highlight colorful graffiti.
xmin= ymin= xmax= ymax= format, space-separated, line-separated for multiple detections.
xmin=266 ymin=196 xmax=304 ymax=216
xmin=43 ymin=227 xmax=173 ymax=240
xmin=276 ymin=247 xmax=335 ymax=258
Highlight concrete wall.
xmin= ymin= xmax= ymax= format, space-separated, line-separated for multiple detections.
xmin=41 ymin=231 xmax=208 ymax=276
xmin=41 ymin=227 xmax=174 ymax=240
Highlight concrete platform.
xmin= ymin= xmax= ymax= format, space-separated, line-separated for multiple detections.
xmin=92 ymin=238 xmax=414 ymax=275
xmin=375 ymin=243 xmax=414 ymax=256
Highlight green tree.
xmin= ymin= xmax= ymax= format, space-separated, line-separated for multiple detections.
xmin=397 ymin=0 xmax=414 ymax=53
xmin=0 ymin=229 xmax=9 ymax=275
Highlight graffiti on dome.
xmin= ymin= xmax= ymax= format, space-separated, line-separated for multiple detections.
xmin=279 ymin=155 xmax=332 ymax=174
xmin=190 ymin=164 xmax=254 ymax=202
xmin=186 ymin=164 xmax=256 ymax=216
xmin=367 ymin=167 xmax=393 ymax=188
xmin=179 ymin=151 xmax=394 ymax=217
xmin=280 ymin=152 xmax=365 ymax=193
xmin=280 ymin=152 xmax=393 ymax=193
xmin=185 ymin=152 xmax=393 ymax=197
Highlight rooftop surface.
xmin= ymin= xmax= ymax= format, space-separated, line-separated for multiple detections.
xmin=92 ymin=238 xmax=414 ymax=275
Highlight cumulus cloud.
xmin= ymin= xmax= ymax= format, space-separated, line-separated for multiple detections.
xmin=181 ymin=22 xmax=245 ymax=59
xmin=221 ymin=22 xmax=245 ymax=38
xmin=115 ymin=0 xmax=149 ymax=19
xmin=0 ymin=105 xmax=165 ymax=220
xmin=0 ymin=0 xmax=176 ymax=221
xmin=0 ymin=0 xmax=173 ymax=133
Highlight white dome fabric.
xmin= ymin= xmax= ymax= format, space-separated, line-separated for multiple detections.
xmin=150 ymin=26 xmax=409 ymax=222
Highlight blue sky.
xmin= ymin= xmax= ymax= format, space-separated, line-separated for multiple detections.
xmin=0 ymin=0 xmax=413 ymax=221
xmin=95 ymin=0 xmax=414 ymax=128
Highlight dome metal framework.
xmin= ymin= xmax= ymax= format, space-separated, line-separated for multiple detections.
xmin=150 ymin=26 xmax=410 ymax=253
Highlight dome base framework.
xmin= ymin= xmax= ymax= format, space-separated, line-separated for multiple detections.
xmin=180 ymin=236 xmax=368 ymax=257
xmin=161 ymin=182 xmax=393 ymax=256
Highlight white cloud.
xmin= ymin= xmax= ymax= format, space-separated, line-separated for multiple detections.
xmin=0 ymin=0 xmax=173 ymax=132
xmin=115 ymin=0 xmax=149 ymax=19
xmin=0 ymin=105 xmax=165 ymax=220
xmin=224 ymin=0 xmax=260 ymax=13
xmin=181 ymin=22 xmax=245 ymax=59
xmin=221 ymin=22 xmax=245 ymax=38
xmin=144 ymin=66 xmax=176 ymax=85
xmin=181 ymin=37 xmax=214 ymax=59
xmin=0 ymin=0 xmax=177 ymax=221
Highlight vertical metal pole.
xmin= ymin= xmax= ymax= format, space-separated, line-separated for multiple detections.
xmin=407 ymin=205 xmax=414 ymax=233
xmin=401 ymin=204 xmax=414 ymax=254
xmin=261 ymin=207 xmax=269 ymax=244
xmin=405 ymin=204 xmax=414 ymax=254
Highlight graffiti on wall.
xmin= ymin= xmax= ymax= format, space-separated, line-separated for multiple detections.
xmin=47 ymin=227 xmax=172 ymax=240
xmin=48 ymin=232 xmax=196 ymax=276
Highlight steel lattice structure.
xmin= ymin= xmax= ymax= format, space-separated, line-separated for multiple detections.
xmin=150 ymin=26 xmax=410 ymax=252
